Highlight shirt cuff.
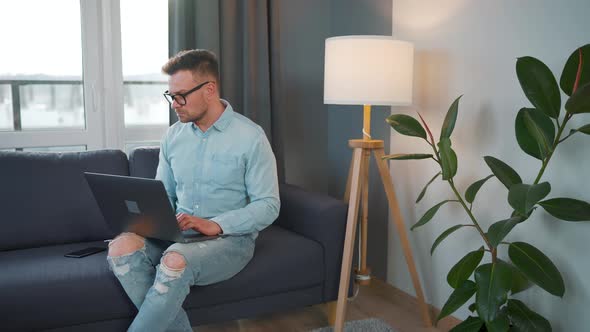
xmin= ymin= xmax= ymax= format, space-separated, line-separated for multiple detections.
xmin=211 ymin=211 xmax=250 ymax=236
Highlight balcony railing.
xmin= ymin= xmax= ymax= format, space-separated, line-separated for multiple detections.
xmin=0 ymin=79 xmax=167 ymax=132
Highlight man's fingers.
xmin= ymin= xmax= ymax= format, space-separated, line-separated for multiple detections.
xmin=179 ymin=218 xmax=196 ymax=231
xmin=178 ymin=220 xmax=188 ymax=229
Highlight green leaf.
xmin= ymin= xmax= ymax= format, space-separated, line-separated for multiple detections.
xmin=574 ymin=124 xmax=590 ymax=134
xmin=484 ymin=156 xmax=522 ymax=190
xmin=438 ymin=138 xmax=458 ymax=180
xmin=386 ymin=114 xmax=427 ymax=139
xmin=516 ymin=56 xmax=561 ymax=118
xmin=508 ymin=242 xmax=565 ymax=297
xmin=560 ymin=44 xmax=590 ymax=96
xmin=515 ymin=108 xmax=555 ymax=160
xmin=437 ymin=280 xmax=477 ymax=323
xmin=485 ymin=308 xmax=510 ymax=332
xmin=440 ymin=95 xmax=463 ymax=140
xmin=507 ymin=182 xmax=551 ymax=215
xmin=523 ymin=110 xmax=554 ymax=158
xmin=447 ymin=248 xmax=485 ymax=288
xmin=475 ymin=262 xmax=512 ymax=322
xmin=508 ymin=262 xmax=532 ymax=295
xmin=539 ymin=197 xmax=590 ymax=221
xmin=465 ymin=174 xmax=494 ymax=204
xmin=565 ymin=82 xmax=590 ymax=114
xmin=382 ymin=153 xmax=433 ymax=160
xmin=449 ymin=316 xmax=484 ymax=332
xmin=497 ymin=259 xmax=532 ymax=295
xmin=416 ymin=172 xmax=441 ymax=203
xmin=411 ymin=200 xmax=456 ymax=230
xmin=431 ymin=225 xmax=466 ymax=255
xmin=507 ymin=299 xmax=552 ymax=332
xmin=515 ymin=108 xmax=555 ymax=161
xmin=468 ymin=303 xmax=477 ymax=313
xmin=487 ymin=217 xmax=524 ymax=247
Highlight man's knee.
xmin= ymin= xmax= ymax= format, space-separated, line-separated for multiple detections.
xmin=162 ymin=252 xmax=186 ymax=270
xmin=108 ymin=232 xmax=145 ymax=257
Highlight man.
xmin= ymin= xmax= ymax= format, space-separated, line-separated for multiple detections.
xmin=106 ymin=49 xmax=280 ymax=332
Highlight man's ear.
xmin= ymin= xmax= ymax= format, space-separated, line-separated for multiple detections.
xmin=205 ymin=81 xmax=216 ymax=98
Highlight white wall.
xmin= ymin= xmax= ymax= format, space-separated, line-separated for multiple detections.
xmin=388 ymin=1 xmax=590 ymax=330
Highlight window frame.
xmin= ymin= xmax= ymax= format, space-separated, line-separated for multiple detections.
xmin=0 ymin=0 xmax=168 ymax=152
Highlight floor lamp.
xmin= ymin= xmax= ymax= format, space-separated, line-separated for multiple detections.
xmin=323 ymin=36 xmax=432 ymax=331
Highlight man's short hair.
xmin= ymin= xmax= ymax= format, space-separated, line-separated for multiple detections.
xmin=162 ymin=49 xmax=220 ymax=82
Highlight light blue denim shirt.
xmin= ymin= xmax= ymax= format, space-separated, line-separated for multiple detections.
xmin=155 ymin=100 xmax=280 ymax=236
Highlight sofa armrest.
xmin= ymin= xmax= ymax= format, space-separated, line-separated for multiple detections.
xmin=275 ymin=183 xmax=348 ymax=301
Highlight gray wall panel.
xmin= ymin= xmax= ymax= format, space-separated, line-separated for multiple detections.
xmin=277 ymin=0 xmax=392 ymax=280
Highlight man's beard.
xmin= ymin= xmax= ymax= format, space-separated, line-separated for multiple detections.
xmin=189 ymin=111 xmax=207 ymax=123
xmin=178 ymin=108 xmax=207 ymax=123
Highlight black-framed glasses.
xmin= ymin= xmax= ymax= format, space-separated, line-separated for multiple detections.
xmin=163 ymin=81 xmax=211 ymax=106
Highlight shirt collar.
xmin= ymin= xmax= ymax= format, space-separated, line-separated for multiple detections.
xmin=190 ymin=99 xmax=234 ymax=133
xmin=212 ymin=99 xmax=234 ymax=132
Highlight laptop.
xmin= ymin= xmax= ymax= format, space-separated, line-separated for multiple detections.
xmin=84 ymin=172 xmax=220 ymax=243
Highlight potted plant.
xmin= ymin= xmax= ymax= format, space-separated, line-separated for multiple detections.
xmin=384 ymin=44 xmax=590 ymax=331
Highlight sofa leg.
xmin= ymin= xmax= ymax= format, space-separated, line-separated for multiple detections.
xmin=326 ymin=301 xmax=337 ymax=325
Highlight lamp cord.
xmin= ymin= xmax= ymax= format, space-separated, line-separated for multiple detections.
xmin=362 ymin=128 xmax=372 ymax=140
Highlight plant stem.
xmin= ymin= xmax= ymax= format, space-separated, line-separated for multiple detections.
xmin=448 ymin=179 xmax=493 ymax=253
xmin=421 ymin=118 xmax=493 ymax=255
xmin=534 ymin=49 xmax=582 ymax=184
xmin=418 ymin=112 xmax=442 ymax=161
xmin=533 ymin=113 xmax=572 ymax=184
xmin=558 ymin=130 xmax=576 ymax=144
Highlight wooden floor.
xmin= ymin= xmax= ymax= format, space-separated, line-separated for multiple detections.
xmin=195 ymin=279 xmax=460 ymax=332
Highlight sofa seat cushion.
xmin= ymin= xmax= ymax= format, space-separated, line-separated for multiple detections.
xmin=0 ymin=241 xmax=132 ymax=331
xmin=0 ymin=226 xmax=324 ymax=330
xmin=184 ymin=225 xmax=324 ymax=309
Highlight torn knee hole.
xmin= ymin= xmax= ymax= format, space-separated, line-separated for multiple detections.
xmin=107 ymin=233 xmax=145 ymax=257
xmin=110 ymin=232 xmax=145 ymax=245
xmin=162 ymin=252 xmax=186 ymax=271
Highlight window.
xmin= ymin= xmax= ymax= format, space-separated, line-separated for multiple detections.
xmin=0 ymin=84 xmax=12 ymax=131
xmin=0 ymin=0 xmax=85 ymax=132
xmin=19 ymin=84 xmax=85 ymax=130
xmin=121 ymin=0 xmax=169 ymax=127
xmin=0 ymin=0 xmax=169 ymax=152
xmin=120 ymin=0 xmax=169 ymax=151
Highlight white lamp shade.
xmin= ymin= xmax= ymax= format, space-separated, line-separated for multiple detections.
xmin=324 ymin=35 xmax=414 ymax=106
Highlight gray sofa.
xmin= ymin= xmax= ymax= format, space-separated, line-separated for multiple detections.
xmin=0 ymin=148 xmax=348 ymax=331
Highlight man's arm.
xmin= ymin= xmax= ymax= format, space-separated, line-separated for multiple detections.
xmin=211 ymin=134 xmax=280 ymax=235
xmin=155 ymin=136 xmax=178 ymax=211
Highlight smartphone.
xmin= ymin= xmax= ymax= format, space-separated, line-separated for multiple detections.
xmin=64 ymin=247 xmax=107 ymax=258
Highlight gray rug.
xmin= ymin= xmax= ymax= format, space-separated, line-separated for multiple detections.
xmin=311 ymin=318 xmax=396 ymax=332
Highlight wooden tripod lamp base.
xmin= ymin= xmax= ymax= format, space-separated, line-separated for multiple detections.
xmin=331 ymin=108 xmax=432 ymax=331
xmin=323 ymin=36 xmax=422 ymax=331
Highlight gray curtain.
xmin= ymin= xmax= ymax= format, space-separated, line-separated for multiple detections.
xmin=168 ymin=0 xmax=285 ymax=182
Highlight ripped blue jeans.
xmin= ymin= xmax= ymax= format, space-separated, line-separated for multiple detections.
xmin=106 ymin=232 xmax=256 ymax=332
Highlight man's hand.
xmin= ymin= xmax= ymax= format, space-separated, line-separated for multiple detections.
xmin=176 ymin=213 xmax=222 ymax=236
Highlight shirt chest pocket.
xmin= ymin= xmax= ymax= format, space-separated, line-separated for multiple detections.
xmin=210 ymin=154 xmax=245 ymax=187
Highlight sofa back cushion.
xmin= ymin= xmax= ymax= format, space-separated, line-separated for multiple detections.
xmin=0 ymin=150 xmax=129 ymax=250
xmin=129 ymin=147 xmax=159 ymax=179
